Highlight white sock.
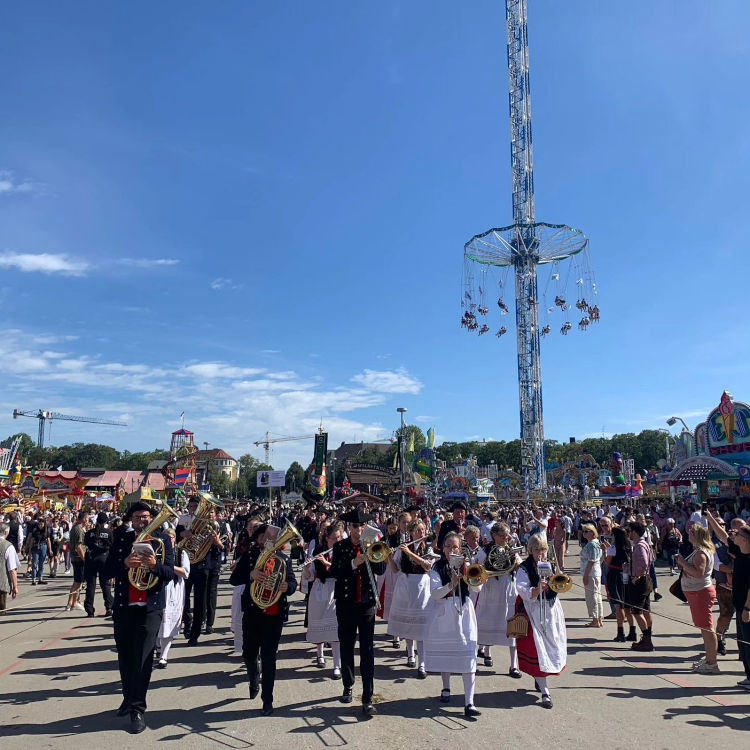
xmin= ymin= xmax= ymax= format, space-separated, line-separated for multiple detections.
xmin=509 ymin=645 xmax=518 ymax=669
xmin=160 ymin=636 xmax=172 ymax=661
xmin=462 ymin=672 xmax=476 ymax=706
xmin=316 ymin=643 xmax=324 ymax=659
xmin=331 ymin=641 xmax=341 ymax=669
xmin=485 ymin=645 xmax=492 ymax=657
xmin=537 ymin=676 xmax=549 ymax=696
xmin=417 ymin=641 xmax=425 ymax=669
xmin=406 ymin=639 xmax=415 ymax=658
xmin=442 ymin=672 xmax=451 ymax=691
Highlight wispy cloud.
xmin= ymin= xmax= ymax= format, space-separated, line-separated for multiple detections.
xmin=261 ymin=349 xmax=281 ymax=355
xmin=0 ymin=170 xmax=35 ymax=195
xmin=0 ymin=253 xmax=89 ymax=276
xmin=210 ymin=277 xmax=242 ymax=291
xmin=115 ymin=258 xmax=180 ymax=269
xmin=182 ymin=362 xmax=266 ymax=379
xmin=351 ymin=367 xmax=422 ymax=395
xmin=414 ymin=415 xmax=437 ymax=423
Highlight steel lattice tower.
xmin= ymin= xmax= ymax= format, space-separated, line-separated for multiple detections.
xmin=463 ymin=0 xmax=590 ymax=493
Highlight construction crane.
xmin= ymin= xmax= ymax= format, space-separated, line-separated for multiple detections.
xmin=12 ymin=409 xmax=128 ymax=449
xmin=253 ymin=432 xmax=316 ymax=465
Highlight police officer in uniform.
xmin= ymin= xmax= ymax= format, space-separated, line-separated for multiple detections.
xmin=330 ymin=507 xmax=387 ymax=715
xmin=84 ymin=512 xmax=114 ymax=617
xmin=103 ymin=501 xmax=174 ymax=734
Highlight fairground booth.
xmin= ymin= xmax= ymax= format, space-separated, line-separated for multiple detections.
xmin=661 ymin=392 xmax=750 ymax=509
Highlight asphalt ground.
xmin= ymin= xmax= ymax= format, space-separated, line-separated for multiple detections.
xmin=1 ymin=551 xmax=748 ymax=749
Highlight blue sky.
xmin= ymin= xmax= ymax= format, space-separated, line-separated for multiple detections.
xmin=1 ymin=1 xmax=749 ymax=469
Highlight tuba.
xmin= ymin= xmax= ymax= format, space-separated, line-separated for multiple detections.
xmin=250 ymin=521 xmax=302 ymax=610
xmin=128 ymin=504 xmax=180 ymax=591
xmin=178 ymin=491 xmax=221 ymax=564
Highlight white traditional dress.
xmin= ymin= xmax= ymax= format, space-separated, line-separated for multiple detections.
xmin=160 ymin=549 xmax=190 ymax=639
xmin=306 ymin=559 xmax=339 ymax=644
xmin=474 ymin=546 xmax=519 ymax=646
xmin=386 ymin=549 xmax=432 ymax=640
xmin=423 ymin=563 xmax=478 ymax=674
xmin=515 ymin=560 xmax=567 ymax=676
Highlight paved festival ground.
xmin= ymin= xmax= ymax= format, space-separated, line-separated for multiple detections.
xmin=1 ymin=554 xmax=748 ymax=749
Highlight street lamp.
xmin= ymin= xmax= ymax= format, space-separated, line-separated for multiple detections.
xmin=397 ymin=407 xmax=407 ymax=507
xmin=667 ymin=416 xmax=691 ymax=432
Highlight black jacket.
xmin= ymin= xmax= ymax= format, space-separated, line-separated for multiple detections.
xmin=230 ymin=545 xmax=297 ymax=620
xmin=330 ymin=537 xmax=386 ymax=607
xmin=102 ymin=526 xmax=175 ymax=612
xmin=84 ymin=526 xmax=113 ymax=559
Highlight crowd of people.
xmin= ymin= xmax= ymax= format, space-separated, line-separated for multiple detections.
xmin=1 ymin=491 xmax=749 ymax=735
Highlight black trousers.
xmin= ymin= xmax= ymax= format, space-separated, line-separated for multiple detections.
xmin=84 ymin=555 xmax=113 ymax=615
xmin=189 ymin=566 xmax=220 ymax=639
xmin=242 ymin=610 xmax=283 ymax=704
xmin=736 ymin=607 xmax=750 ymax=680
xmin=113 ymin=606 xmax=162 ymax=713
xmin=182 ymin=573 xmax=194 ymax=631
xmin=336 ymin=601 xmax=376 ymax=702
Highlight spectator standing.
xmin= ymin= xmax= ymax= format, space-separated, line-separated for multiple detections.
xmin=0 ymin=523 xmax=20 ymax=613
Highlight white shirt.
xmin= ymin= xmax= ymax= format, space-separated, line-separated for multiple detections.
xmin=5 ymin=543 xmax=20 ymax=572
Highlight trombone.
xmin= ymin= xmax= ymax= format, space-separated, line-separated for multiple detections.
xmin=359 ymin=524 xmax=384 ymax=593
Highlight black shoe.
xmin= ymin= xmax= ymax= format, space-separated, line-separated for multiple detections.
xmin=464 ymin=704 xmax=481 ymax=718
xmin=187 ymin=638 xmax=198 ymax=647
xmin=613 ymin=633 xmax=626 ymax=643
xmin=362 ymin=702 xmax=376 ymax=716
xmin=483 ymin=656 xmax=493 ymax=668
xmin=38 ymin=579 xmax=48 ymax=585
xmin=205 ymin=626 xmax=213 ymax=635
xmin=416 ymin=667 xmax=427 ymax=680
xmin=261 ymin=702 xmax=274 ymax=716
xmin=129 ymin=711 xmax=146 ymax=734
xmin=31 ymin=580 xmax=37 ymax=586
xmin=477 ymin=647 xmax=486 ymax=658
xmin=626 ymin=630 xmax=637 ymax=642
xmin=439 ymin=688 xmax=451 ymax=704
xmin=116 ymin=700 xmax=130 ymax=717
xmin=340 ymin=688 xmax=353 ymax=704
xmin=249 ymin=682 xmax=260 ymax=699
xmin=718 ymin=638 xmax=727 ymax=656
xmin=85 ymin=610 xmax=95 ymax=618
xmin=104 ymin=611 xmax=113 ymax=620
xmin=509 ymin=668 xmax=522 ymax=679
xmin=654 ymin=593 xmax=663 ymax=602
xmin=541 ymin=695 xmax=553 ymax=709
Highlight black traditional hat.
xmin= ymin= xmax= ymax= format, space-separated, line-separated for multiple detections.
xmin=448 ymin=500 xmax=467 ymax=512
xmin=124 ymin=501 xmax=154 ymax=520
xmin=340 ymin=507 xmax=372 ymax=525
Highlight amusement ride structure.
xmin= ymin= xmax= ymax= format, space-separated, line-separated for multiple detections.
xmin=461 ymin=0 xmax=598 ymax=492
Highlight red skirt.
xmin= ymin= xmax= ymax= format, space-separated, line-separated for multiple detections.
xmin=514 ymin=596 xmax=564 ymax=678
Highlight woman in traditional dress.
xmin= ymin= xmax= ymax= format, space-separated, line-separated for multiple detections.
xmin=515 ymin=533 xmax=566 ymax=709
xmin=474 ymin=522 xmax=522 ymax=677
xmin=305 ymin=524 xmax=343 ymax=678
xmin=423 ymin=531 xmax=481 ymax=718
xmin=386 ymin=518 xmax=433 ymax=678
xmin=157 ymin=527 xmax=190 ymax=668
xmin=379 ymin=512 xmax=411 ymax=647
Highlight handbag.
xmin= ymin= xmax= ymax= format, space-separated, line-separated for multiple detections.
xmin=506 ymin=612 xmax=529 ymax=639
xmin=669 ymin=572 xmax=687 ymax=603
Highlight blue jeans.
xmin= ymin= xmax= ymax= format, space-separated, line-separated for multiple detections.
xmin=649 ymin=561 xmax=658 ymax=591
xmin=32 ymin=545 xmax=48 ymax=579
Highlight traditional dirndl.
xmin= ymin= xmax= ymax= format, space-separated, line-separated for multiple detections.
xmin=306 ymin=577 xmax=339 ymax=644
xmin=387 ymin=550 xmax=431 ymax=640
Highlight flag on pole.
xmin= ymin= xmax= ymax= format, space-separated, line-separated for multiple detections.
xmin=407 ymin=431 xmax=415 ymax=453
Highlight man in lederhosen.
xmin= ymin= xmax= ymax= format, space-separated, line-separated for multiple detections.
xmin=330 ymin=507 xmax=387 ymax=716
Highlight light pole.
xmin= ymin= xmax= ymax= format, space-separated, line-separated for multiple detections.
xmin=667 ymin=416 xmax=691 ymax=433
xmin=397 ymin=407 xmax=407 ymax=507
xmin=656 ymin=428 xmax=671 ymax=467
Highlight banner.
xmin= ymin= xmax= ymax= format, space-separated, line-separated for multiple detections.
xmin=257 ymin=470 xmax=286 ymax=488
xmin=314 ymin=432 xmax=328 ymax=476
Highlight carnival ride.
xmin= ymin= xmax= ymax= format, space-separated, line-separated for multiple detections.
xmin=461 ymin=0 xmax=599 ymax=494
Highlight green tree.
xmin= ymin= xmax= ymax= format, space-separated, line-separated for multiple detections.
xmin=237 ymin=454 xmax=274 ymax=499
xmin=285 ymin=461 xmax=306 ymax=492
xmin=1 ymin=433 xmax=35 ymax=463
xmin=207 ymin=467 xmax=231 ymax=496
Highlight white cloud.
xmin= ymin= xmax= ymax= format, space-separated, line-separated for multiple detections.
xmin=351 ymin=367 xmax=423 ymax=395
xmin=182 ymin=362 xmax=266 ymax=379
xmin=0 ymin=253 xmax=89 ymax=276
xmin=210 ymin=277 xmax=242 ymax=291
xmin=115 ymin=258 xmax=180 ymax=268
xmin=415 ymin=415 xmax=438 ymax=423
xmin=0 ymin=170 xmax=34 ymax=195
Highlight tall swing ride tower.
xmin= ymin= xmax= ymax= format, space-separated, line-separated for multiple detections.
xmin=461 ymin=0 xmax=599 ymax=492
